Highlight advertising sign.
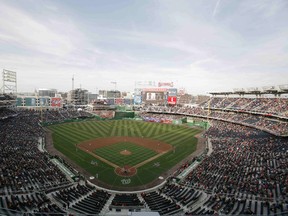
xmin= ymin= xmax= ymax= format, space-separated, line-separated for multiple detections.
xmin=134 ymin=96 xmax=142 ymax=105
xmin=17 ymin=98 xmax=23 ymax=106
xmin=51 ymin=97 xmax=62 ymax=107
xmin=25 ymin=97 xmax=36 ymax=106
xmin=146 ymin=92 xmax=156 ymax=100
xmin=167 ymin=96 xmax=177 ymax=105
xmin=39 ymin=98 xmax=49 ymax=106
xmin=168 ymin=88 xmax=177 ymax=96
xmin=158 ymin=82 xmax=173 ymax=87
xmin=124 ymin=99 xmax=132 ymax=105
xmin=107 ymin=98 xmax=115 ymax=105
xmin=143 ymin=88 xmax=167 ymax=92
xmin=115 ymin=98 xmax=123 ymax=105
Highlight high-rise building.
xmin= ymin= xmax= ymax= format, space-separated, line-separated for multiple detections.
xmin=38 ymin=88 xmax=57 ymax=97
xmin=99 ymin=90 xmax=121 ymax=98
xmin=68 ymin=88 xmax=88 ymax=105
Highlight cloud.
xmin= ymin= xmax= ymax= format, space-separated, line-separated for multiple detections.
xmin=212 ymin=0 xmax=221 ymax=17
xmin=0 ymin=0 xmax=287 ymax=95
xmin=240 ymin=0 xmax=286 ymax=18
xmin=0 ymin=2 xmax=78 ymax=56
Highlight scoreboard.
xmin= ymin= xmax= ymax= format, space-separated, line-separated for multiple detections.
xmin=142 ymin=88 xmax=166 ymax=103
xmin=167 ymin=88 xmax=177 ymax=105
xmin=136 ymin=86 xmax=178 ymax=105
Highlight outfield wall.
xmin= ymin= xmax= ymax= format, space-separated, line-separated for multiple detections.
xmin=114 ymin=111 xmax=135 ymax=119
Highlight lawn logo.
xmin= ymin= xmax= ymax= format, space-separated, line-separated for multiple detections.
xmin=90 ymin=160 xmax=98 ymax=166
xmin=153 ymin=162 xmax=160 ymax=167
xmin=121 ymin=178 xmax=131 ymax=185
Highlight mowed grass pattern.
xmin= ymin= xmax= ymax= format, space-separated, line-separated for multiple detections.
xmin=48 ymin=119 xmax=201 ymax=188
xmin=93 ymin=142 xmax=157 ymax=167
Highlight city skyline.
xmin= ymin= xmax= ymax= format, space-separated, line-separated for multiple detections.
xmin=0 ymin=0 xmax=287 ymax=95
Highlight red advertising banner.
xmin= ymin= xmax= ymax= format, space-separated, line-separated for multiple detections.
xmin=115 ymin=98 xmax=123 ymax=105
xmin=167 ymin=96 xmax=177 ymax=105
xmin=51 ymin=97 xmax=62 ymax=107
xmin=143 ymin=88 xmax=167 ymax=92
xmin=158 ymin=82 xmax=173 ymax=87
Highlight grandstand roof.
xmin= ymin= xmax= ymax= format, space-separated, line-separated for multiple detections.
xmin=209 ymin=90 xmax=288 ymax=96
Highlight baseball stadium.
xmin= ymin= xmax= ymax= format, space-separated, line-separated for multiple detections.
xmin=1 ymin=1 xmax=288 ymax=214
xmin=0 ymin=70 xmax=288 ymax=215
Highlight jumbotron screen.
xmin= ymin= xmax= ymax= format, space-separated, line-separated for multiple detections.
xmin=142 ymin=88 xmax=166 ymax=103
xmin=143 ymin=92 xmax=165 ymax=101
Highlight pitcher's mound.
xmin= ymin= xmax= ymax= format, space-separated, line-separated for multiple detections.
xmin=120 ymin=150 xmax=132 ymax=155
xmin=115 ymin=165 xmax=137 ymax=177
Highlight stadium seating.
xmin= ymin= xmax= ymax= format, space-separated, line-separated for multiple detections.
xmin=71 ymin=190 xmax=110 ymax=215
xmin=142 ymin=101 xmax=288 ymax=136
xmin=0 ymin=102 xmax=287 ymax=215
xmin=141 ymin=191 xmax=183 ymax=215
xmin=110 ymin=194 xmax=144 ymax=208
xmin=0 ymin=108 xmax=17 ymax=119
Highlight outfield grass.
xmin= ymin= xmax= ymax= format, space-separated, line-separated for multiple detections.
xmin=48 ymin=119 xmax=201 ymax=189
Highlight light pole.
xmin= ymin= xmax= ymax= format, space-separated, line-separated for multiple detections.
xmin=111 ymin=81 xmax=117 ymax=98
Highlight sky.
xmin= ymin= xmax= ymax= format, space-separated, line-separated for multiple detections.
xmin=0 ymin=0 xmax=287 ymax=95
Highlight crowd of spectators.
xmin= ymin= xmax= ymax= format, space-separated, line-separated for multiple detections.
xmin=0 ymin=94 xmax=14 ymax=100
xmin=0 ymin=108 xmax=75 ymax=214
xmin=40 ymin=109 xmax=94 ymax=124
xmin=0 ymin=114 xmax=70 ymax=195
xmin=139 ymin=112 xmax=184 ymax=123
xmin=185 ymin=193 xmax=287 ymax=215
xmin=93 ymin=110 xmax=115 ymax=119
xmin=1 ymin=103 xmax=287 ymax=215
xmin=183 ymin=121 xmax=288 ymax=202
xmin=0 ymin=94 xmax=15 ymax=107
xmin=142 ymin=119 xmax=287 ymax=215
xmin=143 ymin=104 xmax=288 ymax=136
xmin=0 ymin=107 xmax=98 ymax=214
xmin=0 ymin=108 xmax=17 ymax=119
xmin=200 ymin=97 xmax=288 ymax=118
xmin=2 ymin=192 xmax=65 ymax=215
xmin=7 ymin=108 xmax=94 ymax=124
xmin=53 ymin=183 xmax=94 ymax=207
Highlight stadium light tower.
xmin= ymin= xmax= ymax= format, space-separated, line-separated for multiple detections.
xmin=72 ymin=74 xmax=75 ymax=105
xmin=2 ymin=69 xmax=17 ymax=96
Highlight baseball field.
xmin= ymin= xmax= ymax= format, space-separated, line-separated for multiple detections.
xmin=48 ymin=119 xmax=201 ymax=190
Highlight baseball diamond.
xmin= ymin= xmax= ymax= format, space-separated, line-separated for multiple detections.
xmin=48 ymin=119 xmax=201 ymax=190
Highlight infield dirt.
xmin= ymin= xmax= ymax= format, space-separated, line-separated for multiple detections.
xmin=77 ymin=136 xmax=172 ymax=154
